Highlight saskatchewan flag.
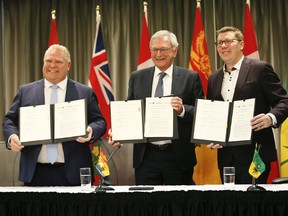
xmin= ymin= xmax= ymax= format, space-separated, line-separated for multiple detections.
xmin=249 ymin=149 xmax=266 ymax=178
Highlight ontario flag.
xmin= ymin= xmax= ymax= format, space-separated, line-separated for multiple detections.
xmin=88 ymin=11 xmax=113 ymax=185
xmin=137 ymin=3 xmax=153 ymax=70
xmin=48 ymin=10 xmax=59 ymax=46
xmin=89 ymin=14 xmax=114 ymax=138
xmin=243 ymin=0 xmax=280 ymax=183
xmin=189 ymin=2 xmax=221 ymax=185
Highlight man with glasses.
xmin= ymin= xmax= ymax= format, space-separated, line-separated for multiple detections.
xmin=109 ymin=30 xmax=203 ymax=185
xmin=207 ymin=26 xmax=288 ymax=184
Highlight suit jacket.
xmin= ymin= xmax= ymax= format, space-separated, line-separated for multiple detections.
xmin=3 ymin=78 xmax=106 ymax=184
xmin=127 ymin=65 xmax=204 ymax=170
xmin=207 ymin=57 xmax=288 ymax=167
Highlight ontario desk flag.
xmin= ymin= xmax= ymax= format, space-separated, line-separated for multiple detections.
xmin=249 ymin=148 xmax=266 ymax=178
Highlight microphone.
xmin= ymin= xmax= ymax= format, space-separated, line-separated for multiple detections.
xmin=95 ymin=140 xmax=121 ymax=193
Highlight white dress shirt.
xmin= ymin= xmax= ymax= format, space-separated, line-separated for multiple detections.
xmin=37 ymin=77 xmax=68 ymax=163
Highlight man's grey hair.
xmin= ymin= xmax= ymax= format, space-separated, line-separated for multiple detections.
xmin=150 ymin=30 xmax=179 ymax=48
xmin=44 ymin=44 xmax=71 ymax=62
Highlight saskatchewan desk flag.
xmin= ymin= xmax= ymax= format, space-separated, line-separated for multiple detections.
xmin=249 ymin=148 xmax=266 ymax=178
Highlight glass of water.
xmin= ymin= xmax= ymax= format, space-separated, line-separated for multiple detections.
xmin=80 ymin=167 xmax=91 ymax=191
xmin=223 ymin=167 xmax=235 ymax=190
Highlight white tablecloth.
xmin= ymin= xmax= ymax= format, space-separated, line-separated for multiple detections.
xmin=0 ymin=184 xmax=287 ymax=193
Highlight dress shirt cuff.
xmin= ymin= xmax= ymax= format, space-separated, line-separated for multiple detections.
xmin=267 ymin=113 xmax=277 ymax=126
xmin=7 ymin=134 xmax=15 ymax=150
xmin=177 ymin=105 xmax=185 ymax=118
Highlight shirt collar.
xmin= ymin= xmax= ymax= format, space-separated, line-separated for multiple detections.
xmin=154 ymin=64 xmax=173 ymax=78
xmin=45 ymin=76 xmax=68 ymax=90
xmin=222 ymin=56 xmax=244 ymax=73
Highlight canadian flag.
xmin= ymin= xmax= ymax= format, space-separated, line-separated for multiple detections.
xmin=48 ymin=10 xmax=59 ymax=46
xmin=137 ymin=6 xmax=153 ymax=70
xmin=243 ymin=1 xmax=259 ymax=59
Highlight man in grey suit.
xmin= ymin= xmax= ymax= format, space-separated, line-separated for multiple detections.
xmin=207 ymin=26 xmax=288 ymax=184
xmin=3 ymin=44 xmax=106 ymax=186
xmin=110 ymin=30 xmax=203 ymax=185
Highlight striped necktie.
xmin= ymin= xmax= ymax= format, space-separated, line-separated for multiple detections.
xmin=154 ymin=72 xmax=167 ymax=97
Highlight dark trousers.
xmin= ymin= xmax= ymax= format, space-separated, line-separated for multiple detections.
xmin=24 ymin=163 xmax=74 ymax=186
xmin=135 ymin=144 xmax=194 ymax=185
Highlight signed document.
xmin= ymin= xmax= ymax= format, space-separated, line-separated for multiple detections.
xmin=144 ymin=97 xmax=177 ymax=140
xmin=20 ymin=99 xmax=87 ymax=146
xmin=191 ymin=98 xmax=255 ymax=146
xmin=110 ymin=100 xmax=144 ymax=142
xmin=110 ymin=97 xmax=178 ymax=143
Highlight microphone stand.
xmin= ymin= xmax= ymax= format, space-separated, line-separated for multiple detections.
xmin=246 ymin=144 xmax=266 ymax=191
xmin=95 ymin=145 xmax=120 ymax=193
xmin=247 ymin=177 xmax=266 ymax=191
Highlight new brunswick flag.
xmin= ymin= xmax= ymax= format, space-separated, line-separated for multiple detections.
xmin=189 ymin=2 xmax=221 ymax=184
xmin=249 ymin=149 xmax=266 ymax=179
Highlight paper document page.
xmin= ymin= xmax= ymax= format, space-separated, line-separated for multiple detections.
xmin=110 ymin=100 xmax=143 ymax=141
xmin=193 ymin=100 xmax=229 ymax=142
xmin=229 ymin=98 xmax=255 ymax=142
xmin=144 ymin=97 xmax=174 ymax=137
xmin=54 ymin=99 xmax=87 ymax=139
xmin=20 ymin=104 xmax=51 ymax=143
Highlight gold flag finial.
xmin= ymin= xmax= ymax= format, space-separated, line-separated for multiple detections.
xmin=51 ymin=10 xmax=56 ymax=19
xmin=196 ymin=0 xmax=201 ymax=7
xmin=96 ymin=5 xmax=100 ymax=17
xmin=96 ymin=5 xmax=101 ymax=23
xmin=143 ymin=1 xmax=148 ymax=13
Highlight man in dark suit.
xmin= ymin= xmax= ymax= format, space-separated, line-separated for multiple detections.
xmin=3 ymin=44 xmax=106 ymax=186
xmin=207 ymin=26 xmax=288 ymax=184
xmin=110 ymin=30 xmax=203 ymax=185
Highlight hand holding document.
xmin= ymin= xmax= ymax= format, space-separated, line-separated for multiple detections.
xmin=110 ymin=97 xmax=178 ymax=143
xmin=191 ymin=98 xmax=255 ymax=146
xmin=20 ymin=99 xmax=87 ymax=146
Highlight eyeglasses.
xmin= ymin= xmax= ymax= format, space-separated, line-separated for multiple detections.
xmin=215 ymin=39 xmax=240 ymax=47
xmin=150 ymin=47 xmax=173 ymax=54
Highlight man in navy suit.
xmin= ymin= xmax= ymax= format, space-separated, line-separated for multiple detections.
xmin=3 ymin=44 xmax=106 ymax=186
xmin=110 ymin=30 xmax=203 ymax=185
xmin=207 ymin=26 xmax=288 ymax=184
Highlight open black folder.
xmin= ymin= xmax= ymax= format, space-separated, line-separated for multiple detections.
xmin=191 ymin=98 xmax=255 ymax=147
xmin=110 ymin=97 xmax=178 ymax=143
xmin=19 ymin=99 xmax=87 ymax=146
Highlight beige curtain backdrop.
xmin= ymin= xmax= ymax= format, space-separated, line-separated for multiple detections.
xmin=0 ymin=0 xmax=287 ymax=185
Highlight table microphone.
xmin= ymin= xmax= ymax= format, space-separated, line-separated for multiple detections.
xmin=95 ymin=143 xmax=121 ymax=193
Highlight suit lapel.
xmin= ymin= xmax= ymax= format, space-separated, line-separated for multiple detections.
xmin=233 ymin=57 xmax=251 ymax=100
xmin=65 ymin=78 xmax=78 ymax=101
xmin=214 ymin=69 xmax=225 ymax=100
xmin=144 ymin=67 xmax=155 ymax=97
xmin=35 ymin=79 xmax=45 ymax=105
xmin=171 ymin=66 xmax=181 ymax=94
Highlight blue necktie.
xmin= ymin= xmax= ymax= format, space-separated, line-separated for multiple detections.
xmin=46 ymin=84 xmax=58 ymax=164
xmin=154 ymin=72 xmax=167 ymax=97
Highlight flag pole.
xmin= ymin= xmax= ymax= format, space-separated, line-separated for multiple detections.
xmin=143 ymin=1 xmax=148 ymax=25
xmin=247 ymin=177 xmax=266 ymax=191
xmin=247 ymin=144 xmax=266 ymax=191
